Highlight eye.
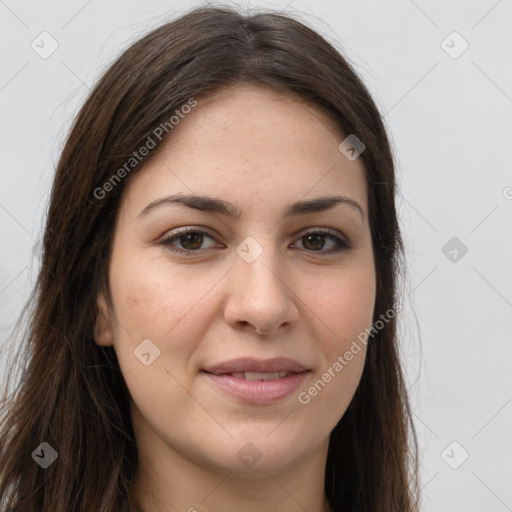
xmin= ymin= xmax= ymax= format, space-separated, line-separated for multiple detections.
xmin=160 ymin=227 xmax=218 ymax=253
xmin=291 ymin=228 xmax=351 ymax=254
xmin=159 ymin=226 xmax=351 ymax=255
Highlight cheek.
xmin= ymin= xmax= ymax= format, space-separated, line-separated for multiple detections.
xmin=303 ymin=265 xmax=376 ymax=348
xmin=295 ymin=264 xmax=375 ymax=417
xmin=108 ymin=255 xmax=227 ymax=384
xmin=109 ymin=254 xmax=203 ymax=338
xmin=106 ymin=259 xmax=185 ymax=377
xmin=107 ymin=266 xmax=204 ymax=422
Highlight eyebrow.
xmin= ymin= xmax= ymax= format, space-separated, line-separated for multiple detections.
xmin=136 ymin=193 xmax=364 ymax=221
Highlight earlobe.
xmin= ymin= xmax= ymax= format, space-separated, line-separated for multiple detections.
xmin=93 ymin=294 xmax=114 ymax=346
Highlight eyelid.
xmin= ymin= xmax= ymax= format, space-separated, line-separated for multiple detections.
xmin=159 ymin=225 xmax=351 ymax=254
xmin=159 ymin=225 xmax=219 ymax=248
xmin=296 ymin=226 xmax=345 ymax=240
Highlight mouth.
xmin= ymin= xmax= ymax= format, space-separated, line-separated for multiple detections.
xmin=202 ymin=357 xmax=311 ymax=404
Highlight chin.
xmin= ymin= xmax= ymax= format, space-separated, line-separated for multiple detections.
xmin=197 ymin=430 xmax=321 ymax=476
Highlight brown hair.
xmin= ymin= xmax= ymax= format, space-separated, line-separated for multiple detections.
xmin=0 ymin=5 xmax=419 ymax=511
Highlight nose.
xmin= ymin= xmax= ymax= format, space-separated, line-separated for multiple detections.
xmin=223 ymin=242 xmax=300 ymax=336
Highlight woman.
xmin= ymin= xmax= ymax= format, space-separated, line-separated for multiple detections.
xmin=0 ymin=5 xmax=420 ymax=512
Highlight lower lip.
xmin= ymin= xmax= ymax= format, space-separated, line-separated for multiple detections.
xmin=203 ymin=371 xmax=310 ymax=405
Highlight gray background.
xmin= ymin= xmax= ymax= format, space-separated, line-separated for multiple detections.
xmin=1 ymin=0 xmax=511 ymax=510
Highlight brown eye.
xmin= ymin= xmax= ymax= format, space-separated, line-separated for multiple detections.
xmin=293 ymin=229 xmax=350 ymax=254
xmin=160 ymin=228 xmax=218 ymax=253
xmin=302 ymin=233 xmax=326 ymax=250
xmin=179 ymin=232 xmax=204 ymax=250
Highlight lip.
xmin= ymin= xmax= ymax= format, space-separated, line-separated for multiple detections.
xmin=203 ymin=371 xmax=310 ymax=405
xmin=202 ymin=357 xmax=311 ymax=405
xmin=203 ymin=357 xmax=309 ymax=375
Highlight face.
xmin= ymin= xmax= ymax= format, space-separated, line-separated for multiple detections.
xmin=95 ymin=85 xmax=376 ymax=477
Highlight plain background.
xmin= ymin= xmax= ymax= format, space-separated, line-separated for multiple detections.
xmin=1 ymin=1 xmax=511 ymax=510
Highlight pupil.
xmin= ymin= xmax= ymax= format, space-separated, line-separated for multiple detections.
xmin=181 ymin=233 xmax=203 ymax=250
xmin=304 ymin=234 xmax=324 ymax=250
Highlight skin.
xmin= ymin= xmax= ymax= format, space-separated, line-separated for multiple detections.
xmin=94 ymin=85 xmax=376 ymax=512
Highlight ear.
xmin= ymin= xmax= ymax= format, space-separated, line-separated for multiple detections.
xmin=93 ymin=293 xmax=114 ymax=346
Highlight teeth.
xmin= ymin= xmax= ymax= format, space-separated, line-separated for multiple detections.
xmin=245 ymin=372 xmax=265 ymax=381
xmin=262 ymin=372 xmax=282 ymax=381
xmin=230 ymin=371 xmax=290 ymax=380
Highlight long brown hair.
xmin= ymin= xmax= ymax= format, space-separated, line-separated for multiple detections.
xmin=0 ymin=5 xmax=420 ymax=511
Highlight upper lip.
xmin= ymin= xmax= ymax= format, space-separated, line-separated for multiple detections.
xmin=203 ymin=357 xmax=309 ymax=375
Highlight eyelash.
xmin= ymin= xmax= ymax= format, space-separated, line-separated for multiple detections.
xmin=159 ymin=226 xmax=352 ymax=256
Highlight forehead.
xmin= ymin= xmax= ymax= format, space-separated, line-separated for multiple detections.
xmin=120 ymin=85 xmax=368 ymax=218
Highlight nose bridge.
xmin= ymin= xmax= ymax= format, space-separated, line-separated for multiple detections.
xmin=234 ymin=234 xmax=285 ymax=298
xmin=224 ymin=233 xmax=299 ymax=333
